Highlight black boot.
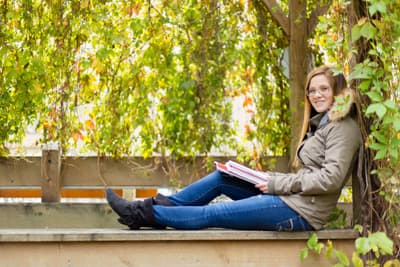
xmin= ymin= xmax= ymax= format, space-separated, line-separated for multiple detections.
xmin=153 ymin=193 xmax=174 ymax=206
xmin=105 ymin=188 xmax=172 ymax=229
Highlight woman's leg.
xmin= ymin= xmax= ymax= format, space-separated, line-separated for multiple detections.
xmin=167 ymin=171 xmax=261 ymax=206
xmin=154 ymin=194 xmax=313 ymax=231
xmin=106 ymin=170 xmax=260 ymax=229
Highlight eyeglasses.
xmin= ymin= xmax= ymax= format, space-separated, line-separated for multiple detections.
xmin=306 ymin=87 xmax=331 ymax=97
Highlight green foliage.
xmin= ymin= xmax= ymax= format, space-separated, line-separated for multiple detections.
xmin=1 ymin=0 xmax=291 ymax=161
xmin=300 ymin=233 xmax=351 ymax=266
xmin=355 ymin=231 xmax=393 ymax=258
xmin=325 ymin=207 xmax=348 ymax=229
xmin=312 ymin=0 xmax=350 ymax=69
xmin=250 ymin=0 xmax=290 ymax=160
xmin=311 ymin=0 xmax=400 ymax=263
xmin=349 ymin=0 xmax=400 ymax=230
xmin=301 ymin=230 xmax=399 ymax=267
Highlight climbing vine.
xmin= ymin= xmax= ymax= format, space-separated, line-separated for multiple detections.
xmin=0 ymin=0 xmax=294 ymax=164
xmin=350 ymin=0 xmax=400 ymax=260
xmin=313 ymin=0 xmax=400 ymax=262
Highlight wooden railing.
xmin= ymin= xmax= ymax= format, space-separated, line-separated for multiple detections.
xmin=0 ymin=149 xmax=360 ymax=224
xmin=0 ymin=149 xmax=290 ymax=201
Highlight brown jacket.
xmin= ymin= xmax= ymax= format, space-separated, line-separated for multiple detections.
xmin=267 ymin=89 xmax=362 ymax=230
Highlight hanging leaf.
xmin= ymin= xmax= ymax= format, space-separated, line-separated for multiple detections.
xmin=366 ymin=103 xmax=387 ymax=118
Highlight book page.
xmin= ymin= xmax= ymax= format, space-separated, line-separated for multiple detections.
xmin=214 ymin=161 xmax=268 ymax=185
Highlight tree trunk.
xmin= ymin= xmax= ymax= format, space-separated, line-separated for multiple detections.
xmin=288 ymin=0 xmax=309 ymax=165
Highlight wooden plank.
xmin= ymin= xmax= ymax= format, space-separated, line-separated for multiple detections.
xmin=0 ymin=155 xmax=290 ymax=188
xmin=41 ymin=150 xmax=61 ymax=202
xmin=0 ymin=202 xmax=352 ymax=229
xmin=0 ymin=157 xmax=41 ymax=186
xmin=62 ymin=157 xmax=172 ymax=187
xmin=352 ymin=171 xmax=361 ymax=225
xmin=0 ymin=228 xmax=359 ymax=242
xmin=0 ymin=203 xmax=121 ymax=229
xmin=0 ymin=239 xmax=356 ymax=267
xmin=0 ymin=189 xmax=122 ymax=198
xmin=0 ymin=189 xmax=42 ymax=198
xmin=62 ymin=156 xmax=218 ymax=187
xmin=61 ymin=189 xmax=122 ymax=198
xmin=135 ymin=188 xmax=158 ymax=198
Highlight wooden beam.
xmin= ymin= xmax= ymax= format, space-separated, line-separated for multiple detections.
xmin=0 ymin=189 xmax=122 ymax=198
xmin=0 ymin=189 xmax=42 ymax=198
xmin=41 ymin=149 xmax=61 ymax=202
xmin=0 ymin=157 xmax=41 ymax=186
xmin=0 ymin=155 xmax=289 ymax=188
xmin=260 ymin=0 xmax=290 ymax=38
xmin=307 ymin=1 xmax=333 ymax=38
xmin=0 ymin=229 xmax=357 ymax=267
xmin=288 ymin=0 xmax=309 ymax=164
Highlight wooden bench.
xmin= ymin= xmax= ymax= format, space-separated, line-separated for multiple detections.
xmin=0 ymin=228 xmax=358 ymax=267
xmin=0 ymin=150 xmax=359 ymax=267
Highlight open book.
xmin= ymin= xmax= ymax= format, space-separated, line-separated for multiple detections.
xmin=214 ymin=160 xmax=268 ymax=185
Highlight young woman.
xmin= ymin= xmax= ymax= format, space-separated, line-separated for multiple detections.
xmin=106 ymin=65 xmax=362 ymax=231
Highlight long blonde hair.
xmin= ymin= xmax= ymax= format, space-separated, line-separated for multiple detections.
xmin=293 ymin=66 xmax=347 ymax=168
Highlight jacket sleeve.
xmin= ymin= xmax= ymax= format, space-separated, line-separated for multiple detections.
xmin=268 ymin=119 xmax=361 ymax=195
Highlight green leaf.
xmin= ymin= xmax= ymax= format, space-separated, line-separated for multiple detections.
xmin=352 ymin=252 xmax=364 ymax=267
xmin=388 ymin=147 xmax=398 ymax=160
xmin=356 ymin=237 xmax=371 ymax=254
xmin=383 ymin=99 xmax=396 ymax=111
xmin=316 ymin=243 xmax=324 ymax=254
xmin=371 ymin=131 xmax=387 ymax=144
xmin=326 ymin=240 xmax=334 ymax=259
xmin=368 ymin=232 xmax=394 ymax=256
xmin=360 ymin=22 xmax=377 ymax=40
xmin=359 ymin=80 xmax=371 ymax=90
xmin=307 ymin=233 xmax=319 ymax=248
xmin=369 ymin=2 xmax=387 ymax=16
xmin=374 ymin=148 xmax=387 ymax=160
xmin=394 ymin=117 xmax=400 ymax=132
xmin=368 ymin=142 xmax=386 ymax=151
xmin=354 ymin=224 xmax=363 ymax=234
xmin=351 ymin=24 xmax=362 ymax=42
xmin=335 ymin=250 xmax=350 ymax=266
xmin=382 ymin=116 xmax=394 ymax=125
xmin=179 ymin=80 xmax=196 ymax=90
xmin=366 ymin=103 xmax=387 ymax=118
xmin=366 ymin=91 xmax=382 ymax=102
xmin=384 ymin=260 xmax=400 ymax=267
xmin=300 ymin=247 xmax=308 ymax=261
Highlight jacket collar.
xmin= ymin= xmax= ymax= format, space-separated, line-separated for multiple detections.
xmin=328 ymin=88 xmax=355 ymax=122
xmin=310 ymin=112 xmax=328 ymax=130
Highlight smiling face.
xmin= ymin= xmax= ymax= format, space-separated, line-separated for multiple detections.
xmin=307 ymin=74 xmax=334 ymax=113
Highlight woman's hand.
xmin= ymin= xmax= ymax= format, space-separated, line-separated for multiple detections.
xmin=255 ymin=182 xmax=269 ymax=194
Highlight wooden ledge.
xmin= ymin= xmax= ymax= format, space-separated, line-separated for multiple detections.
xmin=0 ymin=228 xmax=359 ymax=243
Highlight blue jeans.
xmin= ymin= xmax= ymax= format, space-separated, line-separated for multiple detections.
xmin=153 ymin=171 xmax=313 ymax=231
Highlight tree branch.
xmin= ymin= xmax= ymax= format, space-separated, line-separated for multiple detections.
xmin=307 ymin=1 xmax=333 ymax=37
xmin=260 ymin=0 xmax=290 ymax=38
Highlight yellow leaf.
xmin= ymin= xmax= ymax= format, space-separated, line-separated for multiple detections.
xmin=357 ymin=17 xmax=367 ymax=26
xmin=85 ymin=119 xmax=95 ymax=130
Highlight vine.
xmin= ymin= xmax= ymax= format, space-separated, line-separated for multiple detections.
xmin=349 ymin=0 xmax=400 ymax=261
xmin=1 ymin=1 xmax=294 ymax=176
xmin=313 ymin=0 xmax=400 ymax=263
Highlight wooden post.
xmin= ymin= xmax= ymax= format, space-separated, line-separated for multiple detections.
xmin=41 ymin=149 xmax=61 ymax=202
xmin=352 ymin=173 xmax=361 ymax=225
xmin=288 ymin=0 xmax=309 ymax=165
